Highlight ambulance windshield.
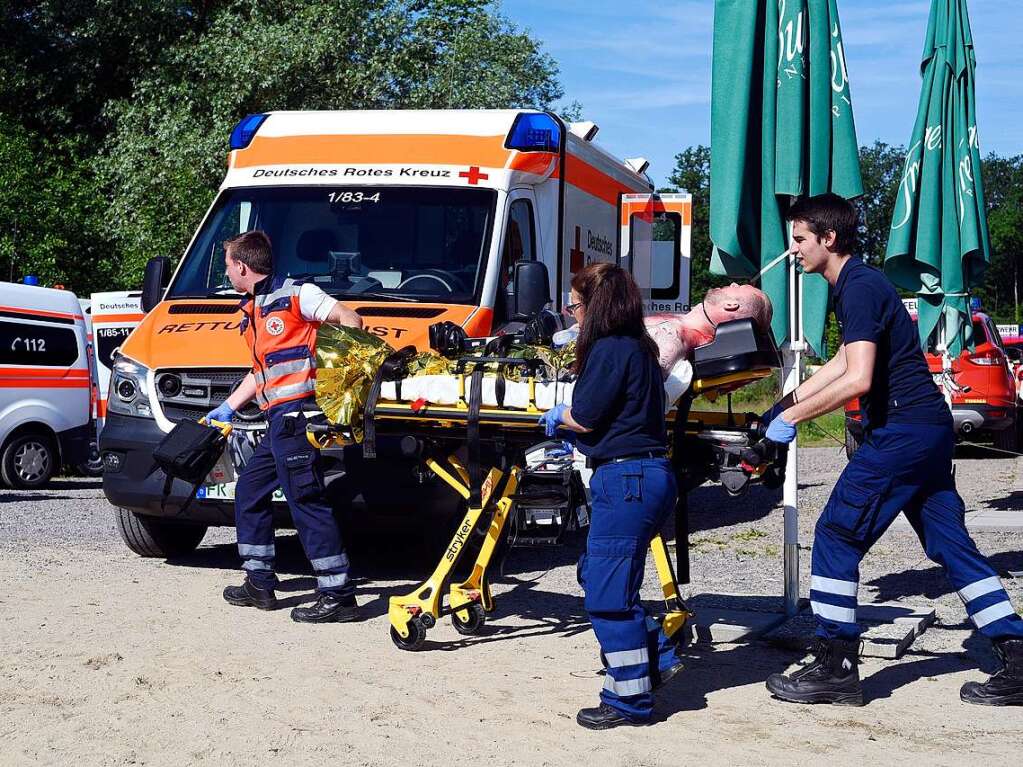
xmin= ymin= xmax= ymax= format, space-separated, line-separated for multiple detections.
xmin=169 ymin=186 xmax=496 ymax=303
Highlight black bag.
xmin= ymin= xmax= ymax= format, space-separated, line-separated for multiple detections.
xmin=153 ymin=420 xmax=230 ymax=513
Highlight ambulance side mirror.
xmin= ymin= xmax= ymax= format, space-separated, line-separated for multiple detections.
xmin=141 ymin=257 xmax=171 ymax=313
xmin=512 ymin=260 xmax=550 ymax=320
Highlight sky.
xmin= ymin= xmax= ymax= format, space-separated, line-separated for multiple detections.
xmin=506 ymin=0 xmax=1023 ymax=187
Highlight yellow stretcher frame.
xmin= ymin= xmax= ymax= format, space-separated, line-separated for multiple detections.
xmin=387 ymin=449 xmax=691 ymax=652
xmin=335 ymin=359 xmax=778 ymax=651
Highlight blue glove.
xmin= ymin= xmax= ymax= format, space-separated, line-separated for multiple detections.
xmin=546 ymin=440 xmax=575 ymax=458
xmin=765 ymin=414 xmax=797 ymax=444
xmin=205 ymin=402 xmax=236 ymax=424
xmin=538 ymin=403 xmax=568 ymax=437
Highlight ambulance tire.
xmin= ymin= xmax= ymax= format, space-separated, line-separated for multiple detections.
xmin=1 ymin=432 xmax=57 ymax=489
xmin=115 ymin=508 xmax=207 ymax=558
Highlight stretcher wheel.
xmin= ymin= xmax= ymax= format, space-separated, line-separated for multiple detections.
xmin=451 ymin=602 xmax=486 ymax=635
xmin=390 ymin=618 xmax=427 ymax=651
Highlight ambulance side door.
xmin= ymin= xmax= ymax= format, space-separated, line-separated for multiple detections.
xmin=620 ymin=193 xmax=692 ymax=315
xmin=492 ymin=189 xmax=540 ymax=328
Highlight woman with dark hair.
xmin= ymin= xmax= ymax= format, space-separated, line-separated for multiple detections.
xmin=539 ymin=262 xmax=682 ymax=730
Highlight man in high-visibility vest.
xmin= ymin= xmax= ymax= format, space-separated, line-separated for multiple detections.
xmin=207 ymin=230 xmax=364 ymax=622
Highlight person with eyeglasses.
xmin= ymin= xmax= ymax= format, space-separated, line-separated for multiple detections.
xmin=539 ymin=262 xmax=682 ymax=730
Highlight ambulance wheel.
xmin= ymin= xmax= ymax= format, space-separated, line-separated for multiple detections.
xmin=451 ymin=602 xmax=486 ymax=635
xmin=390 ymin=617 xmax=427 ymax=651
xmin=1 ymin=432 xmax=57 ymax=489
xmin=114 ymin=508 xmax=207 ymax=558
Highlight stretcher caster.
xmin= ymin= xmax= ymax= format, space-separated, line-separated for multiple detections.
xmin=390 ymin=616 xmax=427 ymax=651
xmin=451 ymin=602 xmax=486 ymax=635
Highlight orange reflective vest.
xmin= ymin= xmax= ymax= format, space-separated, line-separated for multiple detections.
xmin=239 ymin=277 xmax=318 ymax=411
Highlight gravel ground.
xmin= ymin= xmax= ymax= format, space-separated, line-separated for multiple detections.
xmin=1 ymin=447 xmax=1022 ymax=765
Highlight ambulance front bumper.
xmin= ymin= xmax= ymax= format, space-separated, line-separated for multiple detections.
xmin=99 ymin=412 xmax=238 ymax=524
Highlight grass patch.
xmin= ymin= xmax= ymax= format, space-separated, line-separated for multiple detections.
xmin=732 ymin=528 xmax=767 ymax=542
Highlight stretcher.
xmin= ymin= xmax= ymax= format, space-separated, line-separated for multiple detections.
xmin=308 ymin=319 xmax=785 ymax=651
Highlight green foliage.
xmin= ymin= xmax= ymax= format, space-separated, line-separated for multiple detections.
xmin=663 ymin=145 xmax=731 ymax=304
xmin=0 ymin=121 xmax=115 ymax=291
xmin=1 ymin=1 xmax=567 ymax=293
xmin=99 ymin=0 xmax=568 ymax=286
xmin=856 ymin=141 xmax=906 ymax=267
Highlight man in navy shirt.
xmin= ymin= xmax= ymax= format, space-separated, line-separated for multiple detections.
xmin=762 ymin=193 xmax=1023 ymax=707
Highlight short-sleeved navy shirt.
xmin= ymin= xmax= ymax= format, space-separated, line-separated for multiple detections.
xmin=570 ymin=335 xmax=667 ymax=460
xmin=833 ymin=258 xmax=950 ymax=429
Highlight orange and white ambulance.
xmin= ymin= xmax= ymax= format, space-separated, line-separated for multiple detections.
xmin=100 ymin=109 xmax=691 ymax=556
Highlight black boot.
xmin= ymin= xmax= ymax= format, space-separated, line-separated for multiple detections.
xmin=766 ymin=638 xmax=864 ymax=706
xmin=576 ymin=702 xmax=647 ymax=730
xmin=960 ymin=639 xmax=1023 ymax=706
xmin=290 ymin=593 xmax=361 ymax=623
xmin=223 ymin=578 xmax=277 ymax=610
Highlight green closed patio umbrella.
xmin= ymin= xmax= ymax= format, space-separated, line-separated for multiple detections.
xmin=709 ymin=0 xmax=863 ymax=615
xmin=884 ymin=0 xmax=990 ymax=357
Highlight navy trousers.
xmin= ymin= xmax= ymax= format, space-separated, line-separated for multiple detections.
xmin=234 ymin=398 xmax=352 ymax=597
xmin=579 ymin=457 xmax=680 ymax=721
xmin=811 ymin=422 xmax=1023 ymax=641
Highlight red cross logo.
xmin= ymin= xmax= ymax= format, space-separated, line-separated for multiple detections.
xmin=459 ymin=166 xmax=489 ymax=185
xmin=570 ymin=226 xmax=584 ymax=273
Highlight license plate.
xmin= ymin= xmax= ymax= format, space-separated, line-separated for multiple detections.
xmin=197 ymin=482 xmax=286 ymax=502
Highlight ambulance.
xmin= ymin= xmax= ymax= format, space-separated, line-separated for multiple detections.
xmin=0 ymin=281 xmax=92 ymax=488
xmin=100 ymin=109 xmax=692 ymax=557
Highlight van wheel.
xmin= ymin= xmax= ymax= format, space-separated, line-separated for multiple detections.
xmin=115 ymin=507 xmax=208 ymax=558
xmin=1 ymin=433 xmax=57 ymax=489
xmin=844 ymin=426 xmax=862 ymax=460
xmin=994 ymin=422 xmax=1018 ymax=453
xmin=77 ymin=437 xmax=104 ymax=478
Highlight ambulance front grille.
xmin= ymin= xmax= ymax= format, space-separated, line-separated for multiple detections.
xmin=155 ymin=367 xmax=264 ymax=424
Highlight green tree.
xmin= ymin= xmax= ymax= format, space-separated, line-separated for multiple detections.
xmin=0 ymin=122 xmax=115 ymax=292
xmin=663 ymin=145 xmax=730 ymax=304
xmin=100 ymin=0 xmax=568 ymax=285
xmin=856 ymin=141 xmax=905 ymax=267
xmin=975 ymin=154 xmax=1023 ymax=323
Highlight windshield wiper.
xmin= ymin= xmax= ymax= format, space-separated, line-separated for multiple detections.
xmin=342 ymin=292 xmax=426 ymax=303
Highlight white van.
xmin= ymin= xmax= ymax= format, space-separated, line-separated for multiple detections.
xmin=0 ymin=282 xmax=92 ymax=488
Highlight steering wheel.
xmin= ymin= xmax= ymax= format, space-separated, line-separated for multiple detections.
xmin=396 ymin=270 xmax=464 ymax=294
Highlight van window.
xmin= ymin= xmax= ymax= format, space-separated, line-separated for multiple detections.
xmin=0 ymin=321 xmax=79 ymax=366
xmin=169 ymin=186 xmax=496 ymax=303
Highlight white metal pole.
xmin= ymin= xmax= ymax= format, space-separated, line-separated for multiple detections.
xmin=782 ymin=249 xmax=802 ymax=616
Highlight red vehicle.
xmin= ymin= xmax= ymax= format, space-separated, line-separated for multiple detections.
xmin=845 ymin=311 xmax=1018 ymax=457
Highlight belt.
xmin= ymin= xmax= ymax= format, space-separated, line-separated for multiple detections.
xmin=589 ymin=451 xmax=666 ymax=470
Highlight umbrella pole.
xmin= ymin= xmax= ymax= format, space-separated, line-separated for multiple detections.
xmin=782 ymin=253 xmax=802 ymax=616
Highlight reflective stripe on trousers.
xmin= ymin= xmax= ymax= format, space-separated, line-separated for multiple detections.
xmin=811 ymin=423 xmax=1023 ymax=641
xmin=581 ymin=458 xmax=678 ymax=721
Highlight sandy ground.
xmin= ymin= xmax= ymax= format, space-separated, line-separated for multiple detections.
xmin=2 ymin=447 xmax=1022 ymax=766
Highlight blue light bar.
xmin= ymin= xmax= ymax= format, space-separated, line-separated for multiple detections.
xmin=505 ymin=113 xmax=561 ymax=153
xmin=230 ymin=113 xmax=268 ymax=150
xmin=970 ymin=296 xmax=982 ymax=312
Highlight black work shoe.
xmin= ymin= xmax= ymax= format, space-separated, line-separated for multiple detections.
xmin=654 ymin=661 xmax=684 ymax=690
xmin=290 ymin=593 xmax=361 ymax=623
xmin=223 ymin=578 xmax=277 ymax=610
xmin=576 ymin=702 xmax=647 ymax=730
xmin=961 ymin=638 xmax=1023 ymax=706
xmin=766 ymin=638 xmax=864 ymax=706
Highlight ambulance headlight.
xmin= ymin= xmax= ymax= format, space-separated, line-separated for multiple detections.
xmin=108 ymin=355 xmax=153 ymax=418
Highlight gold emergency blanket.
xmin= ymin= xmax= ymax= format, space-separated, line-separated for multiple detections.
xmin=314 ymin=326 xmax=390 ymax=433
xmin=314 ymin=324 xmax=576 ymax=434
